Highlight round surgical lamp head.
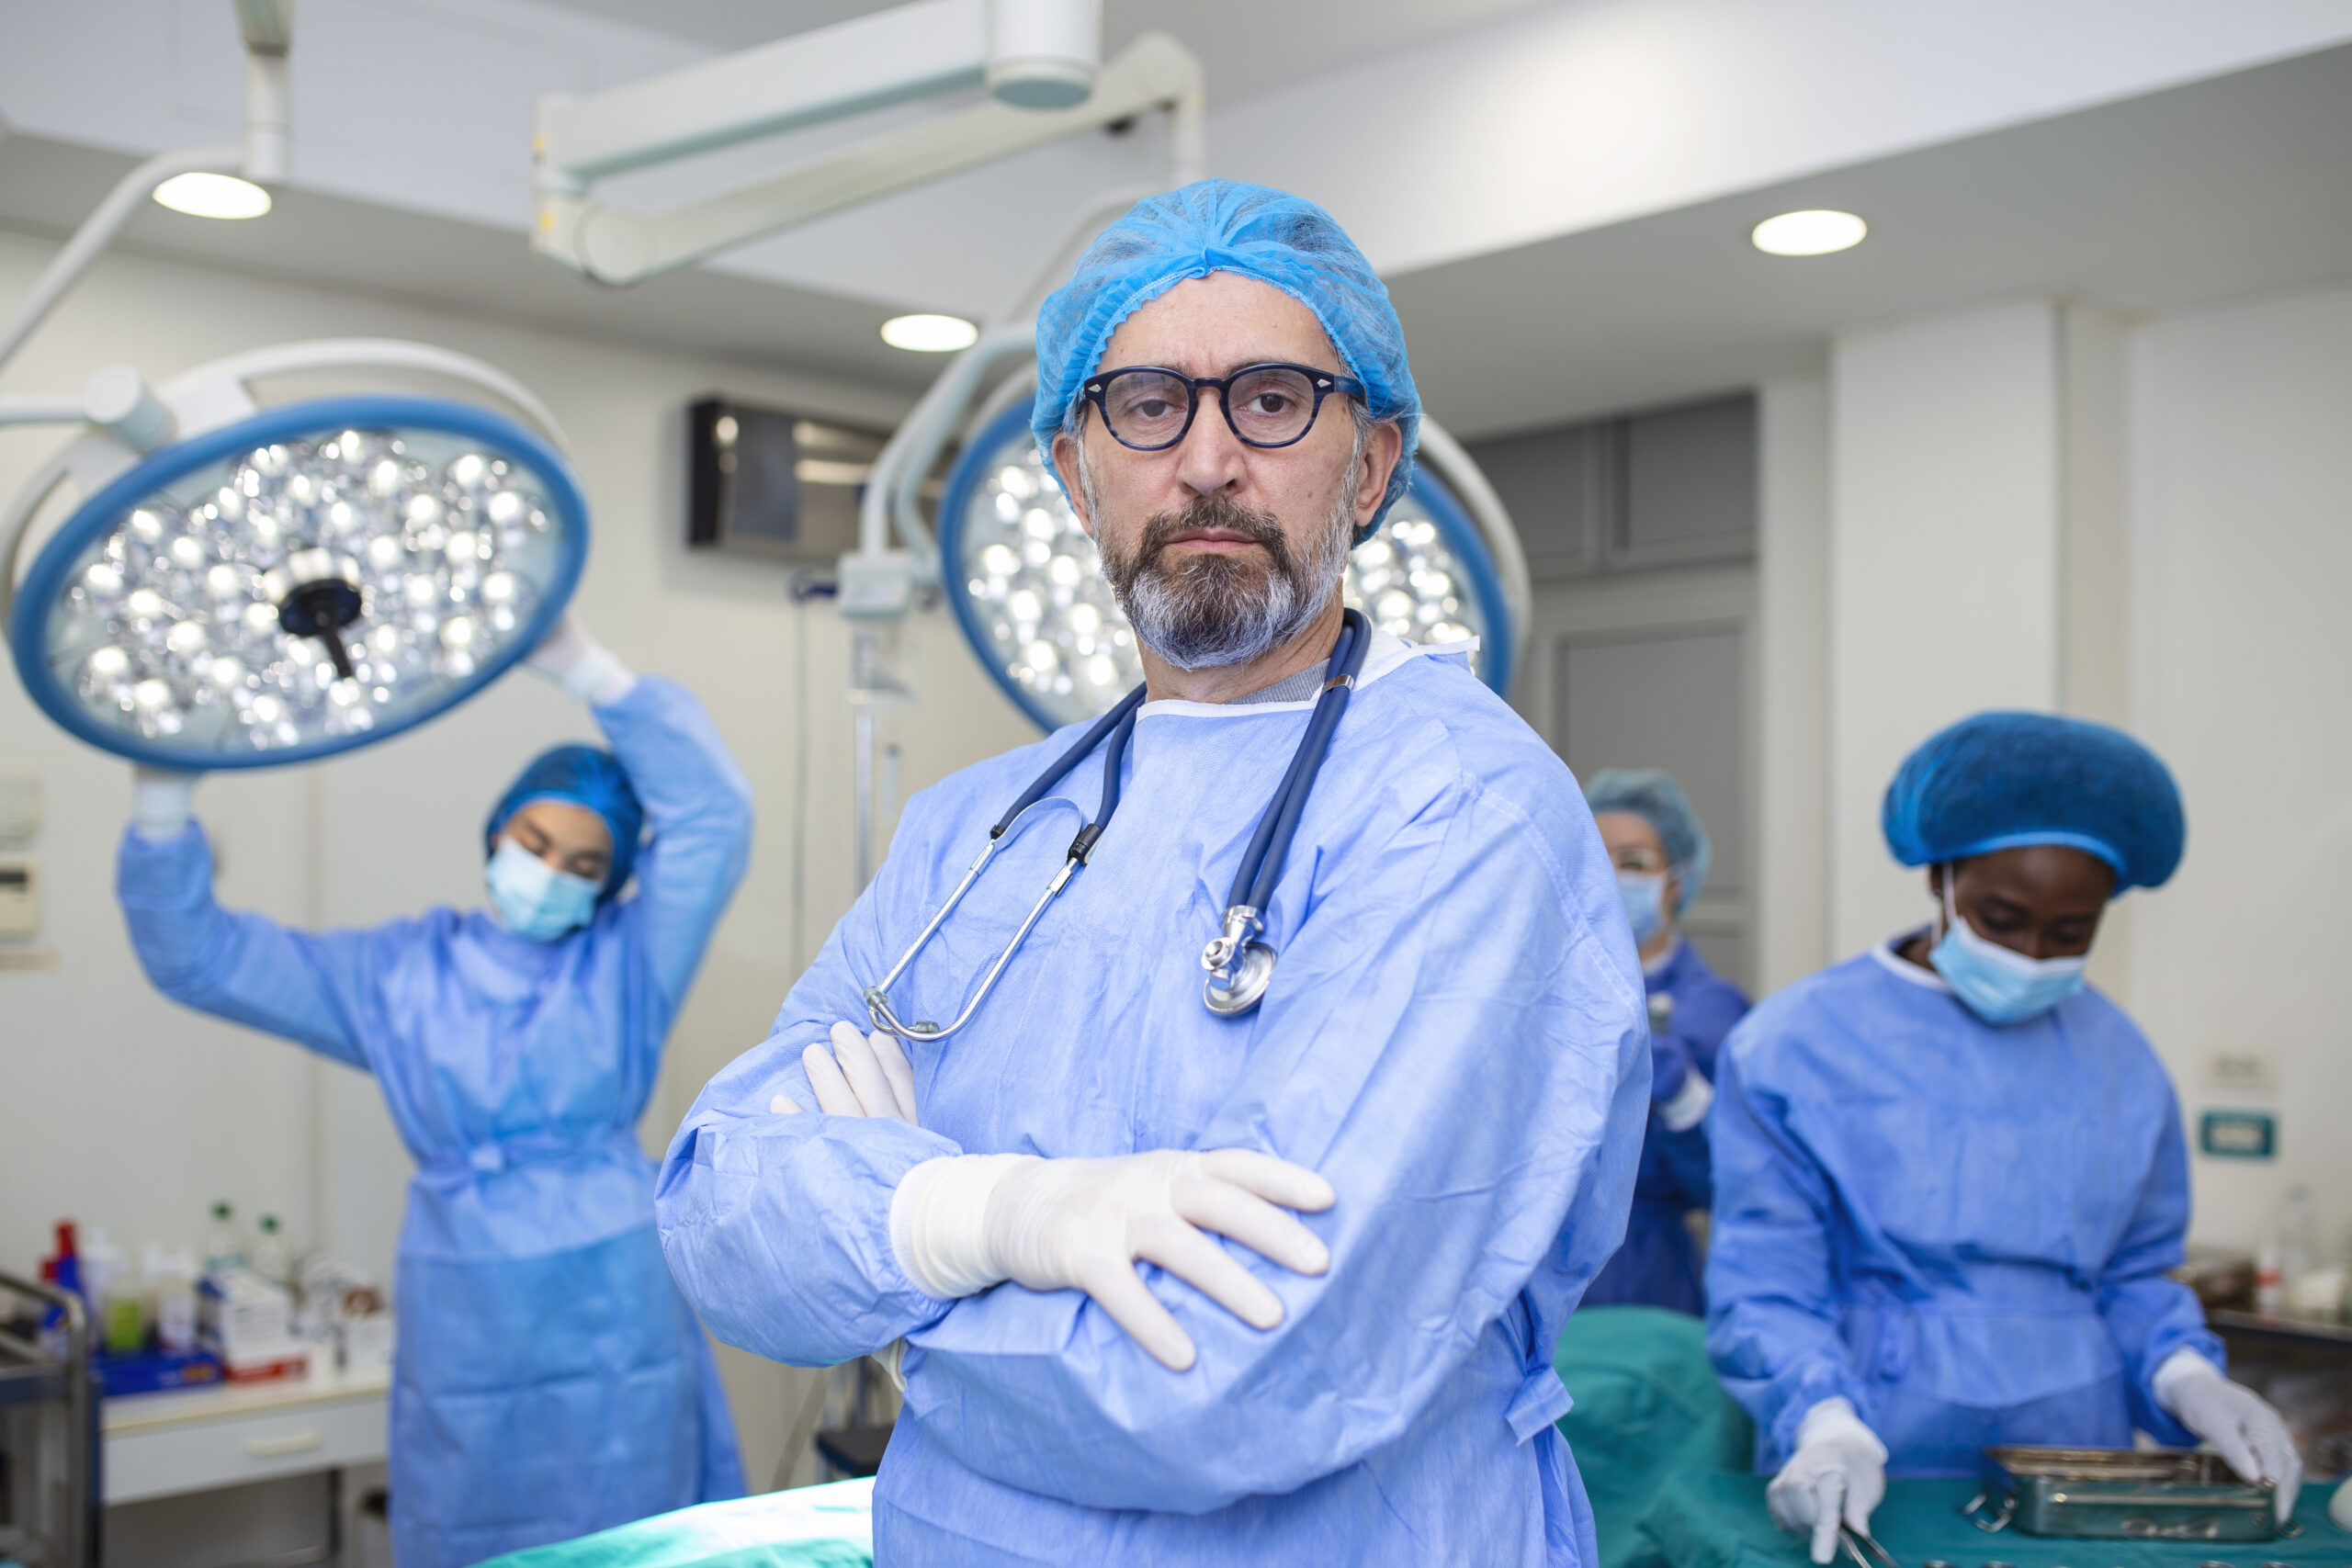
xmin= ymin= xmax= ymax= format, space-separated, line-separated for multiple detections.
xmin=8 ymin=394 xmax=586 ymax=769
xmin=937 ymin=401 xmax=1515 ymax=732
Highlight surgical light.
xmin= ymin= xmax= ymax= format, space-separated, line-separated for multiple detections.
xmin=152 ymin=172 xmax=273 ymax=220
xmin=1750 ymin=209 xmax=1867 ymax=256
xmin=882 ymin=314 xmax=982 ymax=354
xmin=7 ymin=392 xmax=586 ymax=769
xmin=936 ymin=402 xmax=1515 ymax=732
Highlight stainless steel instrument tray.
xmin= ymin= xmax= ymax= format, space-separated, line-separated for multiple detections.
xmin=1969 ymin=1446 xmax=2296 ymax=1542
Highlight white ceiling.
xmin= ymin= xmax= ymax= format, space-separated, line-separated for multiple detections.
xmin=0 ymin=33 xmax=2346 ymax=434
xmin=1390 ymin=40 xmax=2352 ymax=434
xmin=525 ymin=0 xmax=1560 ymax=103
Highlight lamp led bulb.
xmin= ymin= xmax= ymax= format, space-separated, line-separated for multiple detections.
xmin=153 ymin=172 xmax=274 ymax=220
xmin=1751 ymin=209 xmax=1867 ymax=256
xmin=881 ymin=314 xmax=980 ymax=353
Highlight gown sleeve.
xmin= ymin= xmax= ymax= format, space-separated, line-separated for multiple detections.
xmin=1704 ymin=1017 xmax=1870 ymax=1458
xmin=2097 ymin=1088 xmax=2223 ymax=1444
xmin=115 ymin=822 xmax=383 ymax=1071
xmin=660 ymin=763 xmax=1649 ymax=1513
xmin=1647 ymin=973 xmax=1749 ymax=1209
xmin=656 ymin=857 xmax=967 ymax=1370
xmin=594 ymin=676 xmax=754 ymax=1035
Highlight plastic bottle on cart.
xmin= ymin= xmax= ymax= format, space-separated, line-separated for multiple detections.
xmin=252 ymin=1214 xmax=291 ymax=1288
xmin=2279 ymin=1184 xmax=2314 ymax=1289
xmin=81 ymin=1226 xmax=144 ymax=1355
xmin=147 ymin=1246 xmax=198 ymax=1355
xmin=2255 ymin=1230 xmax=2285 ymax=1315
xmin=203 ymin=1201 xmax=248 ymax=1278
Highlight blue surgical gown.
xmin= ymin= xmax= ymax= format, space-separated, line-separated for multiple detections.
xmin=1582 ymin=939 xmax=1747 ymax=1314
xmin=1704 ymin=937 xmax=2222 ymax=1473
xmin=657 ymin=643 xmax=1650 ymax=1568
xmin=117 ymin=677 xmax=752 ymax=1568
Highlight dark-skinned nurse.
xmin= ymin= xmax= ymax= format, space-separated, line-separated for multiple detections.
xmin=114 ymin=615 xmax=751 ymax=1568
xmin=1705 ymin=713 xmax=2300 ymax=1564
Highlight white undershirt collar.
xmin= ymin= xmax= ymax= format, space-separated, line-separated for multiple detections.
xmin=1870 ymin=926 xmax=1950 ymax=991
xmin=1136 ymin=629 xmax=1478 ymax=721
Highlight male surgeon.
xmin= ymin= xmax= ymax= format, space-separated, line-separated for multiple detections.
xmin=658 ymin=182 xmax=1649 ymax=1567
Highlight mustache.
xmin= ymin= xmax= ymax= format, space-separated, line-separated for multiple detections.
xmin=1131 ymin=495 xmax=1295 ymax=577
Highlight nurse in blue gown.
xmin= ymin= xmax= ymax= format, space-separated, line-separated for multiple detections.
xmin=1704 ymin=711 xmax=2300 ymax=1563
xmin=115 ymin=615 xmax=751 ymax=1568
xmin=658 ymin=181 xmax=1649 ymax=1568
xmin=1579 ymin=769 xmax=1748 ymax=1315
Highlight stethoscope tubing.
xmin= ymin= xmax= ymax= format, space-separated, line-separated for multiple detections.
xmin=865 ymin=608 xmax=1370 ymax=1039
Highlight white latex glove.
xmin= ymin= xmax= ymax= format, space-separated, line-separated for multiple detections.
xmin=2154 ymin=1349 xmax=2302 ymax=1520
xmin=891 ymin=1146 xmax=1335 ymax=1371
xmin=130 ymin=766 xmax=199 ymax=841
xmin=1767 ymin=1398 xmax=1889 ymax=1565
xmin=525 ymin=612 xmax=636 ymax=705
xmin=769 ymin=1021 xmax=918 ymax=1122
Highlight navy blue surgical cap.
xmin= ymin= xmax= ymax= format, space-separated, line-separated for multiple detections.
xmin=1882 ymin=711 xmax=2185 ymax=892
xmin=1584 ymin=768 xmax=1712 ymax=915
xmin=1031 ymin=179 xmax=1421 ymax=542
xmin=484 ymin=744 xmax=645 ymax=901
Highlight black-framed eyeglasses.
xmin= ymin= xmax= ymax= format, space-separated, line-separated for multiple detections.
xmin=1082 ymin=363 xmax=1367 ymax=452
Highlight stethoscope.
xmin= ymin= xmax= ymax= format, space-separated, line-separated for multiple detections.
xmin=862 ymin=607 xmax=1373 ymax=1042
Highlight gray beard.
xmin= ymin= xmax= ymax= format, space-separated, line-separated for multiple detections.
xmin=1088 ymin=464 xmax=1356 ymax=672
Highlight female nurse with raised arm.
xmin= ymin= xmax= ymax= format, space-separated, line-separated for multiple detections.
xmin=113 ymin=615 xmax=752 ymax=1568
xmin=1706 ymin=712 xmax=2300 ymax=1563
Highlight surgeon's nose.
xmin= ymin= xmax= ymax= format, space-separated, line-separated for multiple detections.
xmin=1174 ymin=389 xmax=1250 ymax=497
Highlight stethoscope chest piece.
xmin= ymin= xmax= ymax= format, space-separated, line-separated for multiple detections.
xmin=1202 ymin=906 xmax=1277 ymax=1015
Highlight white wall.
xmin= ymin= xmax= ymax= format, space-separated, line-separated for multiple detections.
xmin=1754 ymin=373 xmax=1829 ymax=992
xmin=0 ymin=230 xmax=1037 ymax=1486
xmin=2124 ymin=281 xmax=2352 ymax=1256
xmin=1826 ymin=301 xmax=2064 ymax=955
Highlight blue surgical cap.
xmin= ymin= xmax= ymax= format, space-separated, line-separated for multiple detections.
xmin=1584 ymin=768 xmax=1712 ymax=915
xmin=1882 ymin=711 xmax=2185 ymax=892
xmin=1031 ymin=179 xmax=1421 ymax=541
xmin=484 ymin=744 xmax=645 ymax=901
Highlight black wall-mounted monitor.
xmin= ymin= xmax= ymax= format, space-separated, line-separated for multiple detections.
xmin=686 ymin=397 xmax=888 ymax=563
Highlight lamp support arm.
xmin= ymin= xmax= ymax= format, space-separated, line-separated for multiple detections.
xmin=534 ymin=31 xmax=1204 ymax=288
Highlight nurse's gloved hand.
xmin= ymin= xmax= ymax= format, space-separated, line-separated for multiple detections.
xmin=2155 ymin=1350 xmax=2302 ymax=1520
xmin=891 ymin=1147 xmax=1335 ymax=1372
xmin=768 ymin=1021 xmax=919 ymax=1122
xmin=526 ymin=613 xmax=637 ymax=705
xmin=1767 ymin=1398 xmax=1887 ymax=1565
xmin=130 ymin=766 xmax=200 ymax=841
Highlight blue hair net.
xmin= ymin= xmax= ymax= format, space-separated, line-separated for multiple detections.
xmin=1583 ymin=768 xmax=1712 ymax=915
xmin=484 ymin=744 xmax=645 ymax=901
xmin=1882 ymin=711 xmax=2184 ymax=892
xmin=1031 ymin=179 xmax=1421 ymax=541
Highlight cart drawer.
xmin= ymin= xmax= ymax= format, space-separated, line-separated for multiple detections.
xmin=105 ymin=1393 xmax=387 ymax=1504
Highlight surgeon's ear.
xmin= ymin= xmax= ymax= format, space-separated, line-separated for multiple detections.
xmin=1050 ymin=432 xmax=1096 ymax=540
xmin=1351 ymin=422 xmax=1405 ymax=533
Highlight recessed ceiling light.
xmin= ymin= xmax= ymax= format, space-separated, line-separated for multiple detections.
xmin=881 ymin=313 xmax=979 ymax=353
xmin=153 ymin=173 xmax=273 ymax=220
xmin=1751 ymin=209 xmax=1866 ymax=256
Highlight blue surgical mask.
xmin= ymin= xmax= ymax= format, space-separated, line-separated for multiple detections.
xmin=485 ymin=837 xmax=600 ymax=941
xmin=1929 ymin=874 xmax=2086 ymax=1025
xmin=1616 ymin=872 xmax=1668 ymax=947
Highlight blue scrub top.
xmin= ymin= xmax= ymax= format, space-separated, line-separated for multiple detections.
xmin=657 ymin=638 xmax=1652 ymax=1568
xmin=116 ymin=677 xmax=753 ymax=1568
xmin=1582 ymin=939 xmax=1748 ymax=1315
xmin=1704 ymin=936 xmax=2222 ymax=1474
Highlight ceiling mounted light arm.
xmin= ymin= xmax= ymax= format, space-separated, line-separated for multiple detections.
xmin=1413 ymin=415 xmax=1532 ymax=683
xmin=0 ymin=0 xmax=294 ymax=378
xmin=531 ymin=7 xmax=1204 ymax=288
